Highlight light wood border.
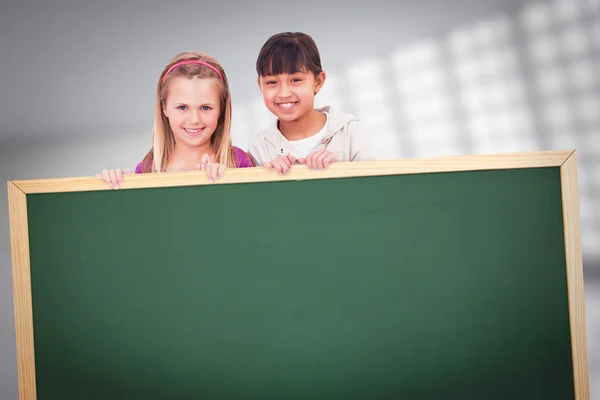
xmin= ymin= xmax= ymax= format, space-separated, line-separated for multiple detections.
xmin=12 ymin=149 xmax=571 ymax=194
xmin=7 ymin=181 xmax=37 ymax=400
xmin=560 ymin=152 xmax=589 ymax=400
xmin=7 ymin=149 xmax=588 ymax=399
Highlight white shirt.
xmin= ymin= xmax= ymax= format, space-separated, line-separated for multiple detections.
xmin=286 ymin=112 xmax=329 ymax=158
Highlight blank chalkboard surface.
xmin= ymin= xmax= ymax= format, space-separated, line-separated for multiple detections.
xmin=8 ymin=150 xmax=589 ymax=399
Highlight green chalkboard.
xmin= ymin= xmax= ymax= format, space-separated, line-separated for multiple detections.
xmin=21 ymin=166 xmax=577 ymax=399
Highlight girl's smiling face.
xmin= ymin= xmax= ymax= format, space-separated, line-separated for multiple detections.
xmin=163 ymin=76 xmax=222 ymax=149
xmin=258 ymin=69 xmax=325 ymax=123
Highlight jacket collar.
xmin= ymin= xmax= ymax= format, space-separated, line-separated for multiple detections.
xmin=263 ymin=105 xmax=347 ymax=148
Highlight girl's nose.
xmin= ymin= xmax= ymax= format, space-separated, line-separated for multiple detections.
xmin=189 ymin=109 xmax=200 ymax=125
xmin=278 ymin=83 xmax=292 ymax=98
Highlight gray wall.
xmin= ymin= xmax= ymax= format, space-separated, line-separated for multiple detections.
xmin=1 ymin=0 xmax=599 ymax=398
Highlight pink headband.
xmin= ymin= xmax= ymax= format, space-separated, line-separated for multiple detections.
xmin=162 ymin=60 xmax=223 ymax=83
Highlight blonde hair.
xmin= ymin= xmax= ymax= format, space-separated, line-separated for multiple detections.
xmin=140 ymin=52 xmax=235 ymax=172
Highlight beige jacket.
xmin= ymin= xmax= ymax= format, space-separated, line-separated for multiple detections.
xmin=248 ymin=106 xmax=372 ymax=166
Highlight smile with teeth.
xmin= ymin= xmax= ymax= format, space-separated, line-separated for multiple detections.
xmin=184 ymin=127 xmax=204 ymax=135
xmin=277 ymin=102 xmax=297 ymax=110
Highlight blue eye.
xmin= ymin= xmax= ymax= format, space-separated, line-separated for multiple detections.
xmin=177 ymin=105 xmax=187 ymax=111
xmin=201 ymin=106 xmax=212 ymax=111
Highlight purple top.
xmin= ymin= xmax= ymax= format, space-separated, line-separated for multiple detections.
xmin=135 ymin=146 xmax=254 ymax=173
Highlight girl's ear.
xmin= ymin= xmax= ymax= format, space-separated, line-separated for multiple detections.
xmin=257 ymin=76 xmax=264 ymax=93
xmin=162 ymin=102 xmax=168 ymax=118
xmin=314 ymin=71 xmax=327 ymax=95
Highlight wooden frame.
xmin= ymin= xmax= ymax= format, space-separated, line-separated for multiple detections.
xmin=7 ymin=149 xmax=588 ymax=399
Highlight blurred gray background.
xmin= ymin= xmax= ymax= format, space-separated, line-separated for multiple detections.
xmin=1 ymin=0 xmax=598 ymax=398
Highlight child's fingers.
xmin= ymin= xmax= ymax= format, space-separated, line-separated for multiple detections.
xmin=265 ymin=156 xmax=294 ymax=175
xmin=198 ymin=154 xmax=211 ymax=171
xmin=309 ymin=149 xmax=329 ymax=169
xmin=280 ymin=156 xmax=292 ymax=169
xmin=205 ymin=164 xmax=213 ymax=182
xmin=217 ymin=164 xmax=226 ymax=178
xmin=108 ymin=169 xmax=120 ymax=189
xmin=286 ymin=153 xmax=297 ymax=164
xmin=321 ymin=152 xmax=338 ymax=169
xmin=270 ymin=158 xmax=281 ymax=175
xmin=272 ymin=158 xmax=285 ymax=175
xmin=279 ymin=156 xmax=293 ymax=175
xmin=304 ymin=155 xmax=312 ymax=169
xmin=213 ymin=163 xmax=227 ymax=181
xmin=311 ymin=150 xmax=325 ymax=169
xmin=314 ymin=152 xmax=325 ymax=169
xmin=206 ymin=164 xmax=216 ymax=182
xmin=100 ymin=169 xmax=115 ymax=188
xmin=297 ymin=158 xmax=306 ymax=164
xmin=206 ymin=163 xmax=226 ymax=182
xmin=116 ymin=168 xmax=124 ymax=185
xmin=277 ymin=158 xmax=292 ymax=175
xmin=315 ymin=150 xmax=331 ymax=169
xmin=305 ymin=152 xmax=317 ymax=169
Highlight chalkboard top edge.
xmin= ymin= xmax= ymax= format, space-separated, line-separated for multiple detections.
xmin=8 ymin=149 xmax=574 ymax=194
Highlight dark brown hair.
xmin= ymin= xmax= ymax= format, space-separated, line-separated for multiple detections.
xmin=256 ymin=32 xmax=323 ymax=77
